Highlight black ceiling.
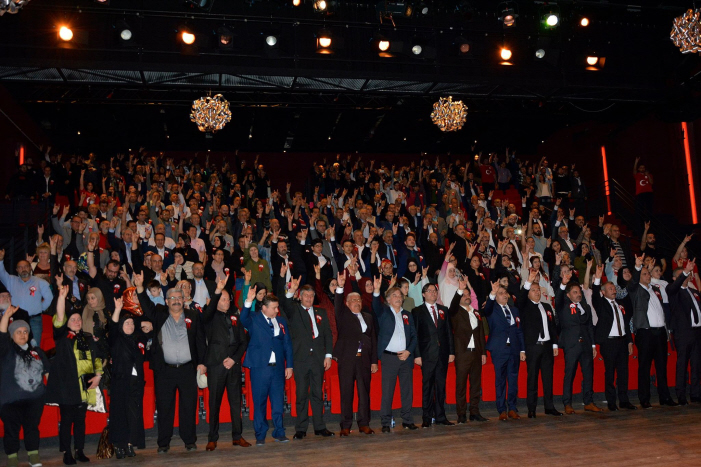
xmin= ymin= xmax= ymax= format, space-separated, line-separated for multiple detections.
xmin=1 ymin=0 xmax=700 ymax=155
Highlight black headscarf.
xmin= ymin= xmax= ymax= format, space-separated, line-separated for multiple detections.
xmin=67 ymin=309 xmax=91 ymax=352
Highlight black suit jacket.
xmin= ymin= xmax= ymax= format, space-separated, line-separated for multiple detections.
xmin=591 ymin=282 xmax=633 ymax=346
xmin=412 ymin=302 xmax=454 ymax=364
xmin=278 ymin=282 xmax=333 ymax=367
xmin=626 ymin=268 xmax=665 ymax=332
xmin=517 ymin=286 xmax=559 ymax=347
xmin=332 ymin=292 xmax=378 ymax=367
xmin=448 ymin=291 xmax=486 ymax=357
xmin=137 ymin=290 xmax=207 ymax=372
xmin=201 ymin=292 xmax=248 ymax=368
xmin=667 ymin=272 xmax=701 ymax=336
xmin=188 ymin=278 xmax=217 ymax=309
xmin=555 ymin=285 xmax=595 ymax=349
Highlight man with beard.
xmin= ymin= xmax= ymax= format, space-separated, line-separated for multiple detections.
xmin=641 ymin=225 xmax=667 ymax=274
xmin=0 ymin=250 xmax=52 ymax=346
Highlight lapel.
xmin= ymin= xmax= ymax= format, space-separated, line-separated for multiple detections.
xmin=301 ymin=305 xmax=314 ymax=335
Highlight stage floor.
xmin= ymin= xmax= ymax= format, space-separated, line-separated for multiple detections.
xmin=28 ymin=401 xmax=701 ymax=466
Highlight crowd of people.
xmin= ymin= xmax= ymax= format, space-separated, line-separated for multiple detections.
xmin=0 ymin=148 xmax=698 ymax=467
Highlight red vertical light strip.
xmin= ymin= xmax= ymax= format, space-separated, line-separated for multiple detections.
xmin=19 ymin=145 xmax=25 ymax=165
xmin=601 ymin=145 xmax=611 ymax=215
xmin=682 ymin=122 xmax=698 ymax=224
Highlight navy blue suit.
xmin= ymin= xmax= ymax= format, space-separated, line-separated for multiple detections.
xmin=240 ymin=305 xmax=294 ymax=442
xmin=484 ymin=296 xmax=525 ymax=414
xmin=373 ymin=294 xmax=418 ymax=427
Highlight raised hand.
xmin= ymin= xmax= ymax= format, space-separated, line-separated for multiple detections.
xmin=595 ymin=264 xmax=604 ymax=279
xmin=246 ymin=285 xmax=257 ymax=304
xmin=634 ymin=253 xmax=645 ymax=268
xmin=388 ymin=274 xmax=397 ymax=288
xmin=528 ymin=268 xmax=538 ymax=283
xmin=215 ymin=273 xmax=228 ymax=294
xmin=490 ymin=280 xmax=500 ymax=296
xmin=561 ymin=268 xmax=573 ymax=285
xmin=684 ymin=257 xmax=696 ymax=274
xmin=279 ymin=262 xmax=288 ymax=278
xmin=133 ymin=270 xmax=144 ymax=289
xmin=114 ymin=297 xmax=123 ymax=314
xmin=337 ymin=272 xmax=346 ymax=289
xmin=244 ymin=269 xmax=252 ymax=284
xmin=373 ymin=275 xmax=382 ymax=293
xmin=58 ymin=284 xmax=69 ymax=299
xmin=458 ymin=277 xmax=468 ymax=291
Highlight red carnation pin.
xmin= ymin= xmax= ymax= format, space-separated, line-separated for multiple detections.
xmin=402 ymin=314 xmax=409 ymax=325
xmin=185 ymin=317 xmax=192 ymax=329
xmin=230 ymin=315 xmax=238 ymax=326
xmin=279 ymin=323 xmax=286 ymax=335
xmin=30 ymin=350 xmax=40 ymax=361
xmin=29 ymin=286 xmax=36 ymax=297
xmin=315 ymin=314 xmax=322 ymax=324
xmin=138 ymin=342 xmax=145 ymax=355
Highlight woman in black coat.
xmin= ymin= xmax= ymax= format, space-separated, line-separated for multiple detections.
xmin=107 ymin=298 xmax=146 ymax=459
xmin=0 ymin=307 xmax=49 ymax=467
xmin=48 ymin=285 xmax=104 ymax=466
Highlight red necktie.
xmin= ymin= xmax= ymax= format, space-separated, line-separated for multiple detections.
xmin=431 ymin=306 xmax=438 ymax=328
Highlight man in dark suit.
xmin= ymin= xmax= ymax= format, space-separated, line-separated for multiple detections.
xmin=373 ymin=278 xmax=418 ymax=432
xmin=556 ymin=269 xmax=602 ymax=414
xmin=396 ymin=232 xmax=426 ymax=279
xmin=278 ymin=272 xmax=335 ymax=439
xmin=352 ymin=229 xmax=372 ymax=278
xmin=189 ymin=262 xmax=217 ymax=310
xmin=556 ymin=225 xmax=576 ymax=255
xmin=627 ymin=254 xmax=678 ymax=408
xmin=134 ymin=271 xmax=207 ymax=453
xmin=240 ymin=286 xmax=294 ymax=445
xmin=305 ymin=239 xmax=334 ymax=287
xmin=378 ymin=229 xmax=400 ymax=273
xmin=666 ymin=259 xmax=701 ymax=405
xmin=201 ymin=274 xmax=250 ymax=450
xmin=591 ymin=264 xmax=636 ymax=411
xmin=270 ymin=235 xmax=292 ymax=293
xmin=414 ymin=282 xmax=455 ymax=427
xmin=518 ymin=270 xmax=562 ymax=418
xmin=483 ymin=281 xmax=525 ymax=421
xmin=107 ymin=226 xmax=138 ymax=274
xmin=51 ymin=258 xmax=89 ymax=315
xmin=334 ymin=273 xmax=378 ymax=437
xmin=143 ymin=233 xmax=174 ymax=269
xmin=447 ymin=281 xmax=487 ymax=423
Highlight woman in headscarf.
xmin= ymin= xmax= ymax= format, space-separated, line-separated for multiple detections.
xmin=107 ymin=298 xmax=146 ymax=459
xmin=402 ymin=258 xmax=428 ymax=307
xmin=0 ymin=307 xmax=49 ymax=467
xmin=171 ymin=248 xmax=194 ymax=281
xmin=48 ymin=285 xmax=104 ymax=465
xmin=438 ymin=242 xmax=477 ymax=307
xmin=81 ymin=287 xmax=110 ymax=360
xmin=311 ymin=264 xmax=339 ymax=345
xmin=237 ymin=270 xmax=269 ymax=311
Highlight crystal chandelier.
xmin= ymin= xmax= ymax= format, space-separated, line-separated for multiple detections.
xmin=671 ymin=8 xmax=701 ymax=54
xmin=0 ymin=0 xmax=31 ymax=16
xmin=190 ymin=93 xmax=232 ymax=133
xmin=430 ymin=96 xmax=467 ymax=132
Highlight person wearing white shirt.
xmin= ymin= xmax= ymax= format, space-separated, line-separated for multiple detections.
xmin=628 ymin=255 xmax=677 ymax=408
xmin=373 ymin=281 xmax=418 ymax=432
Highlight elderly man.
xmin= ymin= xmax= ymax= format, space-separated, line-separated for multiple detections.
xmin=0 ymin=250 xmax=52 ymax=346
xmin=279 ymin=271 xmax=334 ymax=439
xmin=373 ymin=277 xmax=418 ymax=432
xmin=135 ymin=271 xmax=206 ymax=453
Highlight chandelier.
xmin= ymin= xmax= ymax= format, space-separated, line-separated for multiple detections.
xmin=0 ymin=0 xmax=31 ymax=16
xmin=430 ymin=96 xmax=467 ymax=132
xmin=190 ymin=93 xmax=232 ymax=133
xmin=671 ymin=8 xmax=701 ymax=54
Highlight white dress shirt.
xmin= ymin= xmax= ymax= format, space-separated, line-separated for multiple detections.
xmin=640 ymin=283 xmax=666 ymax=328
xmin=193 ymin=278 xmax=210 ymax=307
xmin=607 ymin=298 xmax=626 ymax=337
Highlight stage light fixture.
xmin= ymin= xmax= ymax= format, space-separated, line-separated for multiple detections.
xmin=120 ymin=29 xmax=132 ymax=41
xmin=585 ymin=56 xmax=605 ymax=70
xmin=586 ymin=56 xmax=598 ymax=66
xmin=218 ymin=27 xmax=233 ymax=49
xmin=535 ymin=49 xmax=545 ymax=59
xmin=293 ymin=0 xmax=301 ymax=5
xmin=412 ymin=45 xmax=422 ymax=55
xmin=1 ymin=0 xmax=32 ymax=15
xmin=314 ymin=0 xmax=327 ymax=11
xmin=546 ymin=14 xmax=559 ymax=26
xmin=455 ymin=36 xmax=471 ymax=55
xmin=580 ymin=17 xmax=590 ymax=27
xmin=500 ymin=47 xmax=512 ymax=61
xmin=499 ymin=3 xmax=518 ymax=28
xmin=266 ymin=35 xmax=277 ymax=46
xmin=94 ymin=0 xmax=110 ymax=4
xmin=418 ymin=3 xmax=428 ymax=15
xmin=316 ymin=28 xmax=332 ymax=53
xmin=59 ymin=26 xmax=73 ymax=42
xmin=181 ymin=27 xmax=196 ymax=45
xmin=379 ymin=39 xmax=390 ymax=52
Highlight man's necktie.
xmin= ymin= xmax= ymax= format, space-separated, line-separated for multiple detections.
xmin=688 ymin=290 xmax=700 ymax=325
xmin=267 ymin=317 xmax=273 ymax=329
xmin=612 ymin=301 xmax=623 ymax=336
xmin=306 ymin=308 xmax=315 ymax=339
xmin=431 ymin=305 xmax=438 ymax=328
xmin=502 ymin=305 xmax=512 ymax=325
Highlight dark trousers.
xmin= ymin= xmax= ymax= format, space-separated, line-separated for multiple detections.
xmin=109 ymin=376 xmax=145 ymax=449
xmin=420 ymin=357 xmax=449 ymax=423
xmin=207 ymin=364 xmax=243 ymax=442
xmin=249 ymin=365 xmax=286 ymax=441
xmin=600 ymin=338 xmax=631 ymax=407
xmin=380 ymin=353 xmax=414 ymax=427
xmin=491 ymin=350 xmax=520 ymax=414
xmin=154 ymin=363 xmax=198 ymax=448
xmin=338 ymin=357 xmax=371 ymax=430
xmin=59 ymin=404 xmax=87 ymax=452
xmin=294 ymin=361 xmax=326 ymax=432
xmin=0 ymin=398 xmax=44 ymax=455
xmin=455 ymin=351 xmax=482 ymax=416
xmin=562 ymin=343 xmax=594 ymax=407
xmin=636 ymin=328 xmax=672 ymax=404
xmin=525 ymin=343 xmax=555 ymax=412
xmin=673 ymin=329 xmax=701 ymax=401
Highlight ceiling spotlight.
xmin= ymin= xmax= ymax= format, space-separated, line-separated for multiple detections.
xmin=412 ymin=45 xmax=422 ymax=55
xmin=313 ymin=0 xmax=327 ymax=11
xmin=266 ymin=35 xmax=277 ymax=46
xmin=317 ymin=29 xmax=332 ymax=53
xmin=545 ymin=14 xmax=559 ymax=27
xmin=120 ymin=29 xmax=132 ymax=41
xmin=218 ymin=27 xmax=233 ymax=49
xmin=500 ymin=47 xmax=512 ymax=61
xmin=418 ymin=3 xmax=428 ymax=15
xmin=378 ymin=39 xmax=390 ymax=52
xmin=535 ymin=49 xmax=545 ymax=59
xmin=455 ymin=36 xmax=471 ymax=55
xmin=59 ymin=26 xmax=73 ymax=42
xmin=586 ymin=56 xmax=598 ymax=66
xmin=580 ymin=17 xmax=590 ymax=27
xmin=181 ymin=29 xmax=196 ymax=45
xmin=94 ymin=0 xmax=109 ymax=4
xmin=293 ymin=0 xmax=301 ymax=5
xmin=586 ymin=56 xmax=605 ymax=70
